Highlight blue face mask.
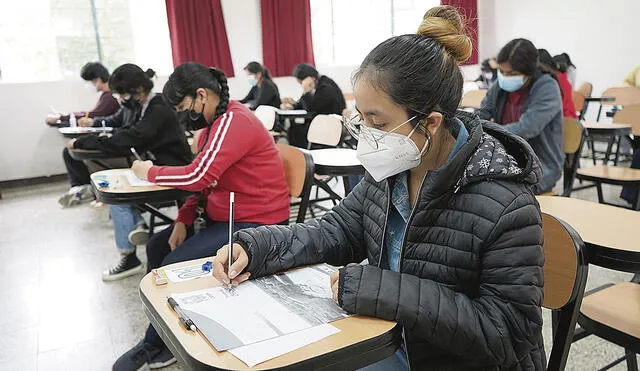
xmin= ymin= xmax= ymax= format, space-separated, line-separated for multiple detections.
xmin=497 ymin=70 xmax=525 ymax=92
xmin=247 ymin=75 xmax=257 ymax=86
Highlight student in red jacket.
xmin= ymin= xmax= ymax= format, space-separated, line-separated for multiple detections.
xmin=114 ymin=62 xmax=290 ymax=370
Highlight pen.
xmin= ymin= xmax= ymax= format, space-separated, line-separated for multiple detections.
xmin=130 ymin=147 xmax=143 ymax=161
xmin=84 ymin=112 xmax=89 ymax=120
xmin=228 ymin=192 xmax=235 ymax=286
xmin=167 ymin=297 xmax=197 ymax=331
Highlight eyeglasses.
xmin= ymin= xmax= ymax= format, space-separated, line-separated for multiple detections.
xmin=340 ymin=113 xmax=417 ymax=149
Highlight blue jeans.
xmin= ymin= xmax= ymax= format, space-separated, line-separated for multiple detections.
xmin=359 ymin=348 xmax=408 ymax=370
xmin=109 ymin=205 xmax=143 ymax=254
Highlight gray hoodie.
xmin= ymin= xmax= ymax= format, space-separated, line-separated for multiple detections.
xmin=476 ymin=72 xmax=563 ymax=193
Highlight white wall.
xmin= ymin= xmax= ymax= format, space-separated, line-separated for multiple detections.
xmin=488 ymin=0 xmax=640 ymax=100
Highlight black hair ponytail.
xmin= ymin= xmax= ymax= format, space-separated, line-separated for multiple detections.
xmin=163 ymin=62 xmax=230 ymax=123
xmin=208 ymin=67 xmax=229 ymax=124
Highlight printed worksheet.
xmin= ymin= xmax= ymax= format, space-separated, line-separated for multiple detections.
xmin=170 ymin=264 xmax=348 ymax=351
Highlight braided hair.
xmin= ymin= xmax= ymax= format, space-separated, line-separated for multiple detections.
xmin=163 ymin=62 xmax=230 ymax=125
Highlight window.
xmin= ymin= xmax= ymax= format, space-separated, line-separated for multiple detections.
xmin=310 ymin=0 xmax=440 ymax=67
xmin=0 ymin=0 xmax=173 ymax=83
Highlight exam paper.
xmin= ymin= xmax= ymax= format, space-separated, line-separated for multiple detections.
xmin=229 ymin=324 xmax=340 ymax=367
xmin=121 ymin=169 xmax=155 ymax=187
xmin=164 ymin=263 xmax=211 ymax=283
xmin=171 ymin=264 xmax=348 ymax=351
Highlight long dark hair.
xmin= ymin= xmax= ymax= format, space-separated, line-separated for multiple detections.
xmin=109 ymin=64 xmax=156 ymax=94
xmin=162 ymin=62 xmax=230 ymax=126
xmin=497 ymin=39 xmax=538 ymax=77
xmin=353 ymin=5 xmax=471 ymax=131
xmin=244 ymin=61 xmax=272 ymax=80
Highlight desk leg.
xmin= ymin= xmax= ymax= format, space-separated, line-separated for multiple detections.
xmin=596 ymin=183 xmax=604 ymax=204
xmin=604 ymin=136 xmax=615 ymax=165
xmin=343 ymin=176 xmax=352 ymax=197
xmin=633 ymin=188 xmax=640 ymax=211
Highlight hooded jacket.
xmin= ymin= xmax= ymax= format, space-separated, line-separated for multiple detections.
xmin=476 ymin=72 xmax=563 ymax=194
xmin=235 ymin=112 xmax=546 ymax=370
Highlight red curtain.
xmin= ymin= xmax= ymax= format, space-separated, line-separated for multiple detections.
xmin=441 ymin=0 xmax=478 ymax=65
xmin=260 ymin=0 xmax=315 ymax=77
xmin=165 ymin=0 xmax=235 ymax=77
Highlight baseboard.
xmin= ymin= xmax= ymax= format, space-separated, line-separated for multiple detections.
xmin=0 ymin=174 xmax=67 ymax=190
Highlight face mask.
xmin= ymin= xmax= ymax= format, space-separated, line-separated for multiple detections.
xmin=120 ymin=95 xmax=140 ymax=111
xmin=85 ymin=82 xmax=96 ymax=91
xmin=180 ymin=99 xmax=209 ymax=131
xmin=356 ymin=118 xmax=430 ymax=182
xmin=247 ymin=75 xmax=257 ymax=86
xmin=497 ymin=70 xmax=525 ymax=92
xmin=483 ymin=72 xmax=494 ymax=80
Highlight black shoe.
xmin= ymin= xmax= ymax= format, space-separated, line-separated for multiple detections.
xmin=148 ymin=346 xmax=177 ymax=369
xmin=113 ymin=340 xmax=168 ymax=371
xmin=102 ymin=254 xmax=144 ymax=282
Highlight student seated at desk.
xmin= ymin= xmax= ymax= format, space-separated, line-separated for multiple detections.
xmin=64 ymin=64 xmax=192 ymax=280
xmin=477 ymin=39 xmax=563 ymax=194
xmin=114 ymin=62 xmax=290 ymax=370
xmin=281 ymin=63 xmax=346 ymax=148
xmin=45 ymin=62 xmax=119 ymax=126
xmin=538 ymin=48 xmax=577 ymax=119
xmin=474 ymin=58 xmax=497 ymax=89
xmin=212 ymin=6 xmax=545 ymax=371
xmin=239 ymin=61 xmax=281 ymax=109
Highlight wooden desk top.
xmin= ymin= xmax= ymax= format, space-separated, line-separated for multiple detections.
xmin=91 ymin=169 xmax=172 ymax=194
xmin=582 ymin=122 xmax=632 ymax=131
xmin=91 ymin=169 xmax=189 ymax=205
xmin=537 ymin=196 xmax=640 ymax=254
xmin=576 ymin=165 xmax=640 ymax=182
xmin=140 ymin=258 xmax=399 ymax=370
xmin=308 ymin=148 xmax=361 ymax=167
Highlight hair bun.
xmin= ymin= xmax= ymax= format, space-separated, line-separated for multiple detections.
xmin=145 ymin=68 xmax=156 ymax=78
xmin=417 ymin=5 xmax=473 ymax=63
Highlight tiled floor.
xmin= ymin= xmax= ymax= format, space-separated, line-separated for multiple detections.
xmin=0 ymin=171 xmax=636 ymax=370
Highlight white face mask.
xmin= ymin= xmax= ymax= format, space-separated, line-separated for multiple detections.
xmin=355 ymin=117 xmax=430 ymax=182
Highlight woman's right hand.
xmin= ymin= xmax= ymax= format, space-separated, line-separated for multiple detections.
xmin=213 ymin=243 xmax=251 ymax=286
xmin=45 ymin=115 xmax=60 ymax=125
xmin=168 ymin=222 xmax=187 ymax=250
xmin=78 ymin=117 xmax=94 ymax=127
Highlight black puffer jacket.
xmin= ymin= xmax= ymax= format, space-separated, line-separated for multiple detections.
xmin=235 ymin=112 xmax=546 ymax=370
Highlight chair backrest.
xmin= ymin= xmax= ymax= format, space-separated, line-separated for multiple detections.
xmin=541 ymin=213 xmax=588 ymax=371
xmin=601 ymin=87 xmax=640 ymax=106
xmin=276 ymin=144 xmax=314 ymax=223
xmin=612 ymin=104 xmax=640 ymax=136
xmin=307 ymin=114 xmax=343 ymax=147
xmin=254 ymin=105 xmax=277 ymax=131
xmin=563 ymin=117 xmax=584 ymax=155
xmin=576 ymin=82 xmax=593 ymax=98
xmin=459 ymin=89 xmax=487 ymax=109
xmin=571 ymin=91 xmax=586 ymax=114
xmin=562 ymin=117 xmax=586 ymax=196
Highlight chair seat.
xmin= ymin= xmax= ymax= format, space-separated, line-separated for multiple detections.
xmin=580 ymin=282 xmax=640 ymax=340
xmin=577 ymin=165 xmax=640 ymax=184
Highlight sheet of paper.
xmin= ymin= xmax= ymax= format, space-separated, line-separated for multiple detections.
xmin=229 ymin=324 xmax=340 ymax=367
xmin=171 ymin=264 xmax=348 ymax=351
xmin=164 ymin=263 xmax=211 ymax=283
xmin=121 ymin=169 xmax=155 ymax=187
xmin=58 ymin=127 xmax=112 ymax=134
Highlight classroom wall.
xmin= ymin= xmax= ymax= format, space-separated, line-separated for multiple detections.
xmin=486 ymin=0 xmax=640 ymax=101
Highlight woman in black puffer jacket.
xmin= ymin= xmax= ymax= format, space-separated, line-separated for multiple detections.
xmin=213 ymin=6 xmax=545 ymax=371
